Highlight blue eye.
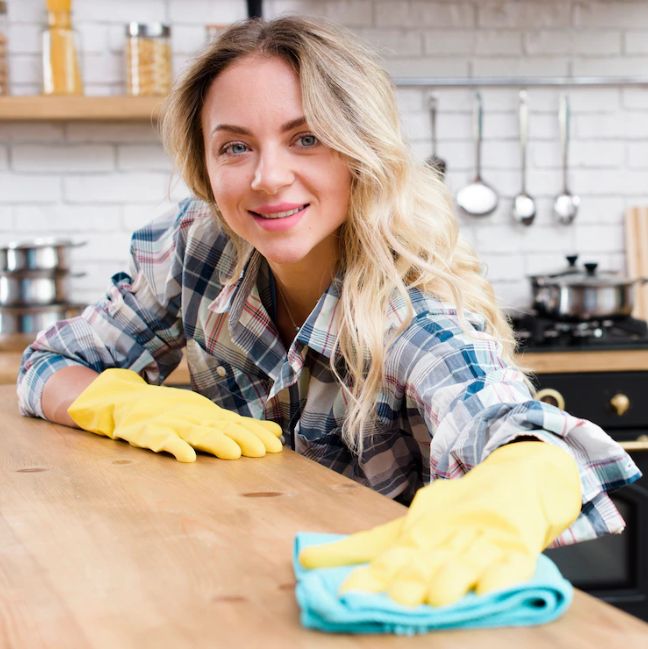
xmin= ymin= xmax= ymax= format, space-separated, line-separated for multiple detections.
xmin=221 ymin=142 xmax=249 ymax=156
xmin=297 ymin=134 xmax=319 ymax=148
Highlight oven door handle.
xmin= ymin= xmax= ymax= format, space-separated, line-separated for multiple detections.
xmin=619 ymin=435 xmax=648 ymax=452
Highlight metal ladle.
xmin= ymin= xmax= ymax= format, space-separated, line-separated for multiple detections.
xmin=426 ymin=95 xmax=446 ymax=177
xmin=512 ymin=90 xmax=536 ymax=226
xmin=456 ymin=91 xmax=499 ymax=217
xmin=553 ymin=93 xmax=580 ymax=225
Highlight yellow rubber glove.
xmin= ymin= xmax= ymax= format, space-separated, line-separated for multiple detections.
xmin=67 ymin=368 xmax=283 ymax=462
xmin=299 ymin=441 xmax=581 ymax=608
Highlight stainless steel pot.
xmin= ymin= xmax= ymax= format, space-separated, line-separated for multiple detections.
xmin=529 ymin=256 xmax=647 ymax=320
xmin=0 ymin=238 xmax=85 ymax=271
xmin=0 ymin=270 xmax=82 ymax=306
xmin=0 ymin=303 xmax=83 ymax=335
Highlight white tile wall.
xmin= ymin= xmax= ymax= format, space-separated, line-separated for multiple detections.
xmin=2 ymin=0 xmax=648 ymax=310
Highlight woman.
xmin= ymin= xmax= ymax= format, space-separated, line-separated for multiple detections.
xmin=18 ymin=16 xmax=639 ymax=608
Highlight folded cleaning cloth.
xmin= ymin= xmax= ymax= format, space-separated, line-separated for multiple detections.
xmin=293 ymin=532 xmax=573 ymax=635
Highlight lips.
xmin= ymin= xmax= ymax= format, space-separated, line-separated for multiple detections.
xmin=249 ymin=203 xmax=310 ymax=219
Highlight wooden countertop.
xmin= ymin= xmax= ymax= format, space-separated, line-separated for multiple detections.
xmin=3 ymin=348 xmax=648 ymax=387
xmin=516 ymin=349 xmax=648 ymax=374
xmin=1 ymin=385 xmax=646 ymax=647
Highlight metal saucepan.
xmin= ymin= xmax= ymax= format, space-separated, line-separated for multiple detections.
xmin=0 ymin=269 xmax=84 ymax=306
xmin=0 ymin=303 xmax=84 ymax=336
xmin=529 ymin=255 xmax=648 ymax=320
xmin=0 ymin=238 xmax=85 ymax=271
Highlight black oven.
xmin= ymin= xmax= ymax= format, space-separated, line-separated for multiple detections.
xmin=535 ymin=371 xmax=648 ymax=622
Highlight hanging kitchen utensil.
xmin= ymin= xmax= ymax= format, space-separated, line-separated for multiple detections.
xmin=425 ymin=94 xmax=446 ymax=177
xmin=553 ymin=93 xmax=580 ymax=225
xmin=511 ymin=90 xmax=536 ymax=226
xmin=456 ymin=91 xmax=499 ymax=217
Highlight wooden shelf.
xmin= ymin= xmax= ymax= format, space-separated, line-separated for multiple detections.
xmin=0 ymin=96 xmax=165 ymax=121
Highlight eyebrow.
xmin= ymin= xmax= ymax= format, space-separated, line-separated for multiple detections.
xmin=210 ymin=116 xmax=307 ymax=137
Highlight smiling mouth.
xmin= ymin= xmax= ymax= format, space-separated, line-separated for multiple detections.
xmin=249 ymin=204 xmax=310 ymax=219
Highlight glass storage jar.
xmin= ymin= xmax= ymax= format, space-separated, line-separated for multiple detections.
xmin=125 ymin=22 xmax=172 ymax=96
xmin=42 ymin=0 xmax=84 ymax=95
xmin=0 ymin=0 xmax=9 ymax=95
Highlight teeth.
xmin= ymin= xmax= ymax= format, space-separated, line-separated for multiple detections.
xmin=255 ymin=205 xmax=305 ymax=219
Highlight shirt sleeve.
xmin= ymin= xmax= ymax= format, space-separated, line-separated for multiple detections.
xmin=17 ymin=199 xmax=195 ymax=419
xmin=399 ymin=309 xmax=642 ymax=545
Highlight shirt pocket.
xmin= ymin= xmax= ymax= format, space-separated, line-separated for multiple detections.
xmin=185 ymin=340 xmax=269 ymax=418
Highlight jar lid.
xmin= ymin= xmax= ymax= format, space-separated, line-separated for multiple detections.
xmin=126 ymin=22 xmax=171 ymax=38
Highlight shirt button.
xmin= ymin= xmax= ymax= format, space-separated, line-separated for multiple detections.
xmin=216 ymin=365 xmax=227 ymax=378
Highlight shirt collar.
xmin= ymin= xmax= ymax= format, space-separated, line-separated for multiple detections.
xmin=294 ymin=276 xmax=342 ymax=359
xmin=206 ymin=250 xmax=449 ymax=363
xmin=208 ymin=249 xmax=343 ymax=360
xmin=207 ymin=243 xmax=254 ymax=316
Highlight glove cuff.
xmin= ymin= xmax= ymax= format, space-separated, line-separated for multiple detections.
xmin=67 ymin=368 xmax=147 ymax=437
xmin=485 ymin=441 xmax=583 ymax=548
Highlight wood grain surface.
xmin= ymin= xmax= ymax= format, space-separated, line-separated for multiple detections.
xmin=0 ymin=385 xmax=647 ymax=648
xmin=0 ymin=95 xmax=163 ymax=121
xmin=625 ymin=206 xmax=648 ymax=320
xmin=516 ymin=349 xmax=648 ymax=374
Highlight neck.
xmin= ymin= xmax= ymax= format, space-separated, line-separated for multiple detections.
xmin=266 ymin=234 xmax=340 ymax=336
xmin=270 ymin=257 xmax=337 ymax=328
xmin=273 ymin=268 xmax=331 ymax=327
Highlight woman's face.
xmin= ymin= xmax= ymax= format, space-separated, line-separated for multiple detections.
xmin=201 ymin=54 xmax=352 ymax=276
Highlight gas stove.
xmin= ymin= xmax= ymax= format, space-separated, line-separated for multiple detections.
xmin=510 ymin=312 xmax=648 ymax=351
xmin=516 ymin=313 xmax=648 ymax=622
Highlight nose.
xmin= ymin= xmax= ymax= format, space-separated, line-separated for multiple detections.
xmin=250 ymin=146 xmax=295 ymax=194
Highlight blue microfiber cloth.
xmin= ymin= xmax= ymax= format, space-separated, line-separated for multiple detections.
xmin=293 ymin=532 xmax=573 ymax=635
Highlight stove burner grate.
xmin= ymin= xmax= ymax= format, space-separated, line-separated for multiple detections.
xmin=510 ymin=312 xmax=648 ymax=351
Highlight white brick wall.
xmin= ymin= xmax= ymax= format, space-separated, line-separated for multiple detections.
xmin=2 ymin=0 xmax=648 ymax=310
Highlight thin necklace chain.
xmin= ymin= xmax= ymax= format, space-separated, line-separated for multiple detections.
xmin=276 ymin=282 xmax=301 ymax=332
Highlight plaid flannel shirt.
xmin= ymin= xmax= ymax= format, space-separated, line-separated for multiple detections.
xmin=18 ymin=198 xmax=641 ymax=545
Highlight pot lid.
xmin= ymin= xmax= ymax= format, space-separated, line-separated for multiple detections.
xmin=532 ymin=258 xmax=634 ymax=288
xmin=528 ymin=254 xmax=583 ymax=280
xmin=0 ymin=237 xmax=85 ymax=250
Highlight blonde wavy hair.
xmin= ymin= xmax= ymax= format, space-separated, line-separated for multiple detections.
xmin=162 ymin=16 xmax=520 ymax=454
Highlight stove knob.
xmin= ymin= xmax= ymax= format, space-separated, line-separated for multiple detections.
xmin=534 ymin=388 xmax=565 ymax=410
xmin=610 ymin=393 xmax=630 ymax=416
